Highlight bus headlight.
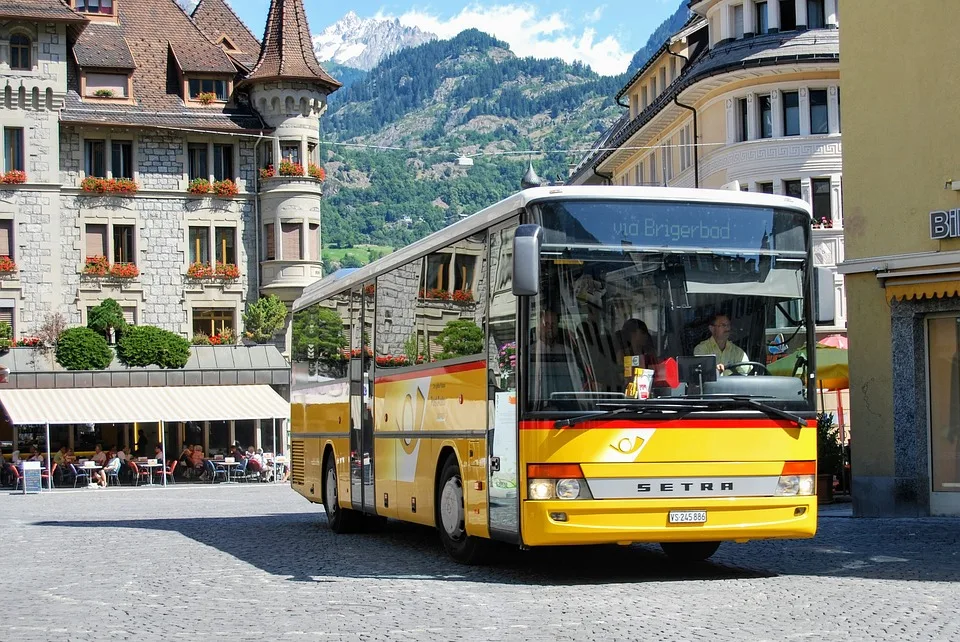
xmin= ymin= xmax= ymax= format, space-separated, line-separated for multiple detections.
xmin=529 ymin=479 xmax=555 ymax=500
xmin=775 ymin=475 xmax=816 ymax=496
xmin=555 ymin=478 xmax=581 ymax=500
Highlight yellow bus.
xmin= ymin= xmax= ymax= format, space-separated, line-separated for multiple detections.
xmin=290 ymin=186 xmax=820 ymax=563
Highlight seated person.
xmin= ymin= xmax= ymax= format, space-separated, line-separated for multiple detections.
xmin=91 ymin=444 xmax=107 ymax=466
xmin=694 ymin=313 xmax=749 ymax=375
xmin=188 ymin=444 xmax=205 ymax=477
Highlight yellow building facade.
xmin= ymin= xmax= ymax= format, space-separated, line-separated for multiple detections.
xmin=839 ymin=1 xmax=960 ymax=516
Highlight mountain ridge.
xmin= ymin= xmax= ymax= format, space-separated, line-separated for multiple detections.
xmin=314 ymin=10 xmax=437 ymax=72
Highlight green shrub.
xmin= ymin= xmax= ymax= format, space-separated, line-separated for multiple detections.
xmin=87 ymin=298 xmax=127 ymax=340
xmin=116 ymin=326 xmax=191 ymax=369
xmin=243 ymin=295 xmax=288 ymax=343
xmin=434 ymin=319 xmax=483 ymax=360
xmin=56 ymin=327 xmax=113 ymax=370
xmin=292 ymin=305 xmax=346 ymax=365
xmin=817 ymin=412 xmax=844 ymax=477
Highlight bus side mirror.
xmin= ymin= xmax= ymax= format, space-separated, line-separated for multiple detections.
xmin=512 ymin=224 xmax=542 ymax=297
xmin=815 ymin=267 xmax=836 ymax=324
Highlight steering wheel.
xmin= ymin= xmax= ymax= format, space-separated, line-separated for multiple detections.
xmin=724 ymin=361 xmax=769 ymax=376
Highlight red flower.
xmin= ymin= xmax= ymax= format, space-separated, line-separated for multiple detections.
xmin=212 ymin=179 xmax=238 ymax=197
xmin=0 ymin=256 xmax=17 ymax=273
xmin=83 ymin=255 xmax=109 ymax=276
xmin=308 ymin=164 xmax=326 ymax=181
xmin=110 ymin=262 xmax=140 ymax=278
xmin=215 ymin=262 xmax=240 ymax=279
xmin=1 ymin=170 xmax=26 ymax=185
xmin=259 ymin=165 xmax=276 ymax=180
xmin=278 ymin=160 xmax=304 ymax=177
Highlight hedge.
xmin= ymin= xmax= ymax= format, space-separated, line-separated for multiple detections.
xmin=56 ymin=327 xmax=113 ymax=370
xmin=116 ymin=325 xmax=191 ymax=369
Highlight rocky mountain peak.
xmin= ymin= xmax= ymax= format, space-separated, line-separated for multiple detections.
xmin=313 ymin=12 xmax=438 ymax=72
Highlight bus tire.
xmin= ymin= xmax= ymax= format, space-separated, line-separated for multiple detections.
xmin=659 ymin=541 xmax=721 ymax=562
xmin=436 ymin=455 xmax=489 ymax=565
xmin=323 ymin=453 xmax=360 ymax=534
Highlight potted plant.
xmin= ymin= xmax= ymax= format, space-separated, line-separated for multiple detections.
xmin=214 ymin=262 xmax=240 ymax=280
xmin=93 ymin=88 xmax=115 ymax=98
xmin=110 ymin=262 xmax=140 ymax=279
xmin=307 ymin=163 xmax=325 ymax=181
xmin=188 ymin=178 xmax=211 ymax=195
xmin=83 ymin=255 xmax=110 ymax=276
xmin=186 ymin=261 xmax=213 ymax=279
xmin=0 ymin=256 xmax=17 ymax=273
xmin=197 ymin=91 xmax=217 ymax=105
xmin=817 ymin=412 xmax=843 ymax=503
xmin=278 ymin=160 xmax=304 ymax=176
xmin=212 ymin=179 xmax=238 ymax=197
xmin=259 ymin=165 xmax=276 ymax=180
xmin=1 ymin=170 xmax=27 ymax=185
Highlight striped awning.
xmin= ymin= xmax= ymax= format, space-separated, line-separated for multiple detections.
xmin=885 ymin=279 xmax=960 ymax=303
xmin=0 ymin=385 xmax=289 ymax=425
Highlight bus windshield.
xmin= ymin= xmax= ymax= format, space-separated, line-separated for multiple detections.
xmin=526 ymin=198 xmax=814 ymax=414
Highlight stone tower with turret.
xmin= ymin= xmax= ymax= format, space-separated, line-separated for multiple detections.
xmin=240 ymin=0 xmax=341 ymax=312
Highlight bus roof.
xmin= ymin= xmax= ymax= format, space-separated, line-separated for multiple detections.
xmin=295 ymin=185 xmax=812 ymax=311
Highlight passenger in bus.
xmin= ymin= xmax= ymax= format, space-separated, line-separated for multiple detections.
xmin=694 ymin=313 xmax=749 ymax=375
xmin=618 ymin=319 xmax=659 ymax=369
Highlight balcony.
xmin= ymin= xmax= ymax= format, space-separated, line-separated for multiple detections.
xmin=260 ymin=260 xmax=324 ymax=302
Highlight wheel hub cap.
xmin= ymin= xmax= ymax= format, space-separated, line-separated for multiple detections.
xmin=325 ymin=466 xmax=337 ymax=513
xmin=440 ymin=477 xmax=464 ymax=538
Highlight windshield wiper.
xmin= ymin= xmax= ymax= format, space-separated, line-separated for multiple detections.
xmin=710 ymin=396 xmax=807 ymax=428
xmin=554 ymin=401 xmax=709 ymax=429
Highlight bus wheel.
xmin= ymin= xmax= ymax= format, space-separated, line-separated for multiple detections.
xmin=659 ymin=541 xmax=721 ymax=562
xmin=436 ymin=455 xmax=489 ymax=565
xmin=323 ymin=454 xmax=360 ymax=534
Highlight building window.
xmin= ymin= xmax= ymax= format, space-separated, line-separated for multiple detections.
xmin=659 ymin=66 xmax=666 ymax=92
xmin=807 ymin=0 xmax=825 ymax=28
xmin=837 ymin=87 xmax=841 ymax=132
xmin=664 ymin=144 xmax=674 ymax=182
xmin=10 ymin=35 xmax=31 ymax=70
xmin=784 ymin=180 xmax=802 ymax=200
xmin=0 ymin=306 xmax=14 ymax=337
xmin=187 ymin=78 xmax=228 ymax=101
xmin=758 ymin=95 xmax=773 ymax=138
xmin=308 ymin=223 xmax=320 ymax=261
xmin=641 ymin=85 xmax=648 ymax=108
xmin=756 ymin=1 xmax=769 ymax=34
xmin=122 ymin=306 xmax=136 ymax=325
xmin=193 ymin=308 xmax=235 ymax=337
xmin=215 ymin=227 xmax=235 ymax=265
xmin=648 ymin=152 xmax=657 ymax=185
xmin=3 ymin=128 xmax=24 ymax=172
xmin=85 ymin=140 xmax=106 ymax=177
xmin=111 ymin=141 xmax=133 ymax=179
xmin=263 ymin=224 xmax=275 ymax=260
xmin=809 ymin=89 xmax=829 ymax=134
xmin=113 ymin=225 xmax=135 ymax=264
xmin=737 ymin=98 xmax=748 ymax=142
xmin=280 ymin=143 xmax=300 ymax=164
xmin=927 ymin=317 xmax=960 ymax=494
xmin=85 ymin=223 xmax=108 ymax=258
xmin=189 ymin=226 xmax=209 ymax=264
xmin=212 ymin=144 xmax=233 ymax=181
xmin=76 ymin=0 xmax=115 ymax=14
xmin=679 ymin=130 xmax=687 ymax=171
xmin=281 ymin=223 xmax=302 ymax=260
xmin=85 ymin=73 xmax=128 ymax=98
xmin=812 ymin=178 xmax=832 ymax=223
xmin=733 ymin=4 xmax=745 ymax=39
xmin=779 ymin=0 xmax=797 ymax=30
xmin=782 ymin=91 xmax=800 ymax=136
xmin=0 ymin=220 xmax=14 ymax=261
xmin=758 ymin=182 xmax=774 ymax=194
xmin=188 ymin=143 xmax=208 ymax=181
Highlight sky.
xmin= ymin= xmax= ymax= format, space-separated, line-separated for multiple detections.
xmin=226 ymin=1 xmax=680 ymax=76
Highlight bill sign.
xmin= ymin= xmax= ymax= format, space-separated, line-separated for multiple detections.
xmin=930 ymin=209 xmax=960 ymax=239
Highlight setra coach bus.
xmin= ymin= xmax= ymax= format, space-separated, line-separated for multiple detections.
xmin=290 ymin=186 xmax=821 ymax=564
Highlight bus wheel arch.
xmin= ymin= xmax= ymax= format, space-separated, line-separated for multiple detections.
xmin=322 ymin=446 xmax=360 ymax=533
xmin=435 ymin=451 xmax=489 ymax=565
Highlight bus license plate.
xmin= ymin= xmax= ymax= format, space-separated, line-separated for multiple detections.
xmin=669 ymin=510 xmax=707 ymax=524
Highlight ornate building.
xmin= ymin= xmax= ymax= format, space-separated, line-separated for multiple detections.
xmin=0 ymin=0 xmax=339 ymax=349
xmin=569 ymin=0 xmax=844 ymax=339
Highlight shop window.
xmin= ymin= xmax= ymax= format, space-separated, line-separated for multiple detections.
xmin=928 ymin=317 xmax=960 ymax=493
xmin=10 ymin=35 xmax=31 ymax=70
xmin=3 ymin=128 xmax=24 ymax=172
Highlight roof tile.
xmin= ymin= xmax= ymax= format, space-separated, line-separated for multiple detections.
xmin=0 ymin=0 xmax=86 ymax=23
xmin=246 ymin=0 xmax=340 ymax=90
xmin=73 ymin=23 xmax=135 ymax=69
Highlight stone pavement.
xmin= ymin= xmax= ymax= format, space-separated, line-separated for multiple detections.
xmin=0 ymin=484 xmax=957 ymax=642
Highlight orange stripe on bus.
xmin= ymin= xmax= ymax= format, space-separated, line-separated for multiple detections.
xmin=519 ymin=418 xmax=816 ymax=430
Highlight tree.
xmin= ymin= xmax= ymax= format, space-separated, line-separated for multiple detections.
xmin=340 ymin=253 xmax=363 ymax=268
xmin=56 ymin=327 xmax=113 ymax=370
xmin=87 ymin=298 xmax=127 ymax=342
xmin=116 ymin=326 xmax=191 ymax=369
xmin=292 ymin=305 xmax=347 ymax=373
xmin=243 ymin=295 xmax=288 ymax=343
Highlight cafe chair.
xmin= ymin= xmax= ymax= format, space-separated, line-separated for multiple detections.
xmin=40 ymin=463 xmax=57 ymax=489
xmin=7 ymin=464 xmax=22 ymax=491
xmin=71 ymin=463 xmax=90 ymax=488
xmin=230 ymin=458 xmax=249 ymax=482
xmin=205 ymin=459 xmax=227 ymax=483
xmin=157 ymin=460 xmax=177 ymax=484
xmin=106 ymin=466 xmax=121 ymax=487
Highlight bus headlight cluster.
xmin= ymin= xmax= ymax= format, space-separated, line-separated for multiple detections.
xmin=527 ymin=478 xmax=592 ymax=500
xmin=775 ymin=475 xmax=816 ymax=496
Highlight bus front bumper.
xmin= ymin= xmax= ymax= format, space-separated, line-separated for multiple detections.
xmin=520 ymin=496 xmax=817 ymax=547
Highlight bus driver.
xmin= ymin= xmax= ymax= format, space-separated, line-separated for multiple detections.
xmin=694 ymin=313 xmax=749 ymax=375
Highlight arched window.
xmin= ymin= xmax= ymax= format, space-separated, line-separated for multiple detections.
xmin=10 ymin=35 xmax=31 ymax=70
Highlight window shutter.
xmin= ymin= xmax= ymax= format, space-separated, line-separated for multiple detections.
xmin=308 ymin=223 xmax=320 ymax=261
xmin=0 ymin=308 xmax=13 ymax=328
xmin=281 ymin=223 xmax=301 ymax=260
xmin=85 ymin=224 xmax=107 ymax=257
xmin=0 ymin=220 xmax=12 ymax=258
xmin=122 ymin=307 xmax=136 ymax=325
xmin=264 ymin=224 xmax=275 ymax=260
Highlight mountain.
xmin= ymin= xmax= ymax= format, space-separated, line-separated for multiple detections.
xmin=318 ymin=29 xmax=625 ymax=261
xmin=314 ymin=11 xmax=437 ymax=72
xmin=628 ymin=1 xmax=692 ymax=72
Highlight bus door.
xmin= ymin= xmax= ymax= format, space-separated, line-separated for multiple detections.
xmin=487 ymin=220 xmax=521 ymax=541
xmin=349 ymin=282 xmax=376 ymax=513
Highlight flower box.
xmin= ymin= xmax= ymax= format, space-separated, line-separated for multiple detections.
xmin=1 ymin=170 xmax=26 ymax=185
xmin=259 ymin=165 xmax=276 ymax=180
xmin=215 ymin=262 xmax=240 ymax=279
xmin=197 ymin=92 xmax=217 ymax=105
xmin=186 ymin=262 xmax=240 ymax=281
xmin=212 ymin=179 xmax=238 ymax=197
xmin=16 ymin=337 xmax=40 ymax=347
xmin=110 ymin=262 xmax=140 ymax=279
xmin=188 ymin=178 xmax=211 ymax=195
xmin=278 ymin=160 xmax=304 ymax=177
xmin=83 ymin=255 xmax=109 ymax=276
xmin=80 ymin=177 xmax=139 ymax=195
xmin=0 ymin=256 xmax=17 ymax=273
xmin=308 ymin=164 xmax=326 ymax=181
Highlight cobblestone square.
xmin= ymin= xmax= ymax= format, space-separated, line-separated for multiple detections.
xmin=1 ymin=485 xmax=958 ymax=641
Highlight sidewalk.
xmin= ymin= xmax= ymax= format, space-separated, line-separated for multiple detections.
xmin=819 ymin=495 xmax=853 ymax=517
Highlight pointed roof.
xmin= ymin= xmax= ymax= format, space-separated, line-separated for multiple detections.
xmin=245 ymin=0 xmax=340 ymax=91
xmin=191 ymin=0 xmax=261 ymax=70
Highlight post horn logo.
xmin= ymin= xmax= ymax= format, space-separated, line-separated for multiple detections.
xmin=611 ymin=436 xmax=645 ymax=455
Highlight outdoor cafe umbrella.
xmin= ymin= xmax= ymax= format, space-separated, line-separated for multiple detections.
xmin=767 ymin=344 xmax=849 ymax=391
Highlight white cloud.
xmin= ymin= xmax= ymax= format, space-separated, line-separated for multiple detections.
xmin=390 ymin=3 xmax=632 ymax=76
xmin=585 ymin=5 xmax=606 ymax=23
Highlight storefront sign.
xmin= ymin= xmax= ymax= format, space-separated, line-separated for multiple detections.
xmin=930 ymin=209 xmax=960 ymax=239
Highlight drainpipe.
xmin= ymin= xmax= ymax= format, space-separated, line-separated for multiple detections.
xmin=668 ymin=48 xmax=700 ymax=188
xmin=252 ymin=131 xmax=265 ymax=298
xmin=594 ymin=168 xmax=614 ymax=185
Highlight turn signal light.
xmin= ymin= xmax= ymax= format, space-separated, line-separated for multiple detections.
xmin=527 ymin=463 xmax=583 ymax=479
xmin=781 ymin=461 xmax=816 ymax=476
